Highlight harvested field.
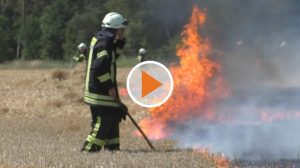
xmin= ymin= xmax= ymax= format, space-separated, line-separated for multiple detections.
xmin=0 ymin=65 xmax=217 ymax=168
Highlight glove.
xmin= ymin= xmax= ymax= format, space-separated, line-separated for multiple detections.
xmin=119 ymin=102 xmax=128 ymax=121
xmin=114 ymin=38 xmax=126 ymax=49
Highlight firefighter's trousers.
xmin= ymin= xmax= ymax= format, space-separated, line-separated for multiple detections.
xmin=81 ymin=106 xmax=120 ymax=152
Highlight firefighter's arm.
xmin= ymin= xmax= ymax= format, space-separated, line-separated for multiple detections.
xmin=73 ymin=51 xmax=79 ymax=62
xmin=93 ymin=50 xmax=114 ymax=92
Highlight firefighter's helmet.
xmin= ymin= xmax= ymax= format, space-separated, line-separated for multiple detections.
xmin=78 ymin=43 xmax=87 ymax=50
xmin=139 ymin=48 xmax=147 ymax=55
xmin=102 ymin=12 xmax=128 ymax=29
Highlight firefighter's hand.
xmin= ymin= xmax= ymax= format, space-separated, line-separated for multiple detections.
xmin=108 ymin=87 xmax=117 ymax=99
xmin=116 ymin=28 xmax=124 ymax=40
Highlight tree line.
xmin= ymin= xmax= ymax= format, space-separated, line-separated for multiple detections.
xmin=0 ymin=0 xmax=195 ymax=62
xmin=0 ymin=0 xmax=299 ymax=62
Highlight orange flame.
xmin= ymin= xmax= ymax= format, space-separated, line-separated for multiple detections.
xmin=194 ymin=148 xmax=230 ymax=168
xmin=138 ymin=6 xmax=229 ymax=140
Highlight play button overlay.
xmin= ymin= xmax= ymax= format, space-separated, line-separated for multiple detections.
xmin=141 ymin=71 xmax=162 ymax=97
xmin=127 ymin=61 xmax=173 ymax=108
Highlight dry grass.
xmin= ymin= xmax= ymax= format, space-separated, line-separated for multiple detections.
xmin=0 ymin=64 xmax=217 ymax=168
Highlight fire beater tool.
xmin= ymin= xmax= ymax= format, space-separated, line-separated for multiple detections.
xmin=119 ymin=102 xmax=155 ymax=151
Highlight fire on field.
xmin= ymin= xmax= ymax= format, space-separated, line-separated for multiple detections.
xmin=135 ymin=4 xmax=300 ymax=165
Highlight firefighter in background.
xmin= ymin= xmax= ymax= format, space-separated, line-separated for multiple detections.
xmin=73 ymin=43 xmax=87 ymax=62
xmin=137 ymin=48 xmax=146 ymax=62
xmin=81 ymin=12 xmax=128 ymax=152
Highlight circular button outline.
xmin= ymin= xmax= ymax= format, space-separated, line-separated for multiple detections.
xmin=126 ymin=61 xmax=174 ymax=108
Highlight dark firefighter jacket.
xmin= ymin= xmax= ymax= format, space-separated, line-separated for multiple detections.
xmin=84 ymin=28 xmax=125 ymax=108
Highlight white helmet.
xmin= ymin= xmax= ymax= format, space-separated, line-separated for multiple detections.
xmin=102 ymin=12 xmax=128 ymax=29
xmin=139 ymin=48 xmax=147 ymax=55
xmin=78 ymin=43 xmax=87 ymax=49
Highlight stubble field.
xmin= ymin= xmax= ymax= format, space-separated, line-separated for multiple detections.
xmin=0 ymin=64 xmax=217 ymax=168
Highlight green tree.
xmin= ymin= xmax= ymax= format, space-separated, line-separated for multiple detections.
xmin=40 ymin=0 xmax=69 ymax=60
xmin=1 ymin=0 xmax=22 ymax=61
xmin=20 ymin=15 xmax=41 ymax=59
xmin=63 ymin=10 xmax=105 ymax=60
xmin=0 ymin=14 xmax=11 ymax=62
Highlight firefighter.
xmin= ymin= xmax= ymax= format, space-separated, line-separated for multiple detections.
xmin=81 ymin=12 xmax=128 ymax=152
xmin=73 ymin=43 xmax=87 ymax=62
xmin=137 ymin=48 xmax=146 ymax=63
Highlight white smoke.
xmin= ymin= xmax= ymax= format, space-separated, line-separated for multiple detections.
xmin=167 ymin=1 xmax=300 ymax=160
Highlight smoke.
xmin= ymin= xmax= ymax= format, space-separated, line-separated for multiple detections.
xmin=168 ymin=1 xmax=300 ymax=160
xmin=172 ymin=119 xmax=300 ymax=160
xmin=213 ymin=1 xmax=300 ymax=90
xmin=170 ymin=86 xmax=300 ymax=159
